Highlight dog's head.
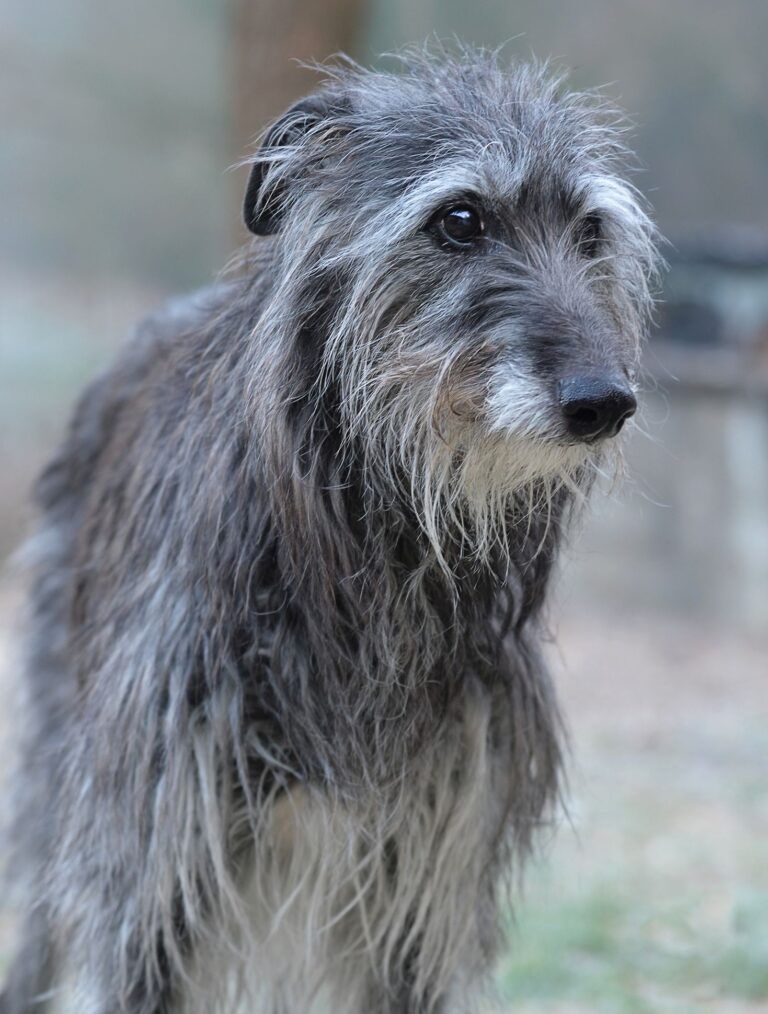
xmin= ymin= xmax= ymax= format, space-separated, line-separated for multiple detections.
xmin=245 ymin=51 xmax=659 ymax=552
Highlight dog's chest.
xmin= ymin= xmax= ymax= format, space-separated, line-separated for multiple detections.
xmin=191 ymin=682 xmax=509 ymax=1011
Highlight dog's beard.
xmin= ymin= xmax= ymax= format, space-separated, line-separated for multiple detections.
xmin=411 ymin=419 xmax=603 ymax=568
xmin=337 ymin=344 xmax=627 ymax=571
xmin=351 ymin=382 xmax=609 ymax=572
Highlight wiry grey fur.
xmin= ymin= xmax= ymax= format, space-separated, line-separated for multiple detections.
xmin=1 ymin=48 xmax=658 ymax=1014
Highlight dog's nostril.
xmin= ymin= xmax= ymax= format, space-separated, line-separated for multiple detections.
xmin=569 ymin=405 xmax=600 ymax=427
xmin=558 ymin=375 xmax=637 ymax=441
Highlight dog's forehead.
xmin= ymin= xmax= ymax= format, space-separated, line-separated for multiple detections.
xmin=333 ymin=64 xmax=639 ymax=230
xmin=363 ymin=85 xmax=603 ymax=210
xmin=392 ymin=140 xmax=590 ymax=227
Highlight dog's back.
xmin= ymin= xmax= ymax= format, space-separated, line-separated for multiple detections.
xmin=1 ymin=282 xmax=238 ymax=1012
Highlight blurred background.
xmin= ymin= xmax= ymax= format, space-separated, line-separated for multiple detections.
xmin=1 ymin=1 xmax=767 ymax=1009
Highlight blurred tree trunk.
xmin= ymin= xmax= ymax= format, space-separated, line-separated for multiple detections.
xmin=230 ymin=0 xmax=364 ymax=242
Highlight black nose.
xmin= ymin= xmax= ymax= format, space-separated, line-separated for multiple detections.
xmin=558 ymin=375 xmax=637 ymax=441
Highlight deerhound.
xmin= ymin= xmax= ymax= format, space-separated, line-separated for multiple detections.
xmin=1 ymin=48 xmax=657 ymax=1014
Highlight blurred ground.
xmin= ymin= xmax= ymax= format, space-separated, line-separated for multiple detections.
xmin=0 ymin=579 xmax=765 ymax=1011
xmin=499 ymin=607 xmax=768 ymax=1012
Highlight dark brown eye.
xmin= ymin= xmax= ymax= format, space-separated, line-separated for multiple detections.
xmin=576 ymin=213 xmax=602 ymax=258
xmin=436 ymin=206 xmax=484 ymax=248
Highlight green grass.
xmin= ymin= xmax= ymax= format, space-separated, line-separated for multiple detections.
xmin=497 ymin=866 xmax=768 ymax=1012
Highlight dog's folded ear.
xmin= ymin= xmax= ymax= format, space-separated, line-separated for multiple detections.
xmin=244 ymin=94 xmax=339 ymax=236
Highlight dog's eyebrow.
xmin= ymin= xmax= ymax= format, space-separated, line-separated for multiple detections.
xmin=582 ymin=175 xmax=644 ymax=230
xmin=399 ymin=164 xmax=486 ymax=222
xmin=398 ymin=150 xmax=532 ymax=223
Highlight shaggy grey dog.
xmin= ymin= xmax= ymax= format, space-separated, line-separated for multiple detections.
xmin=2 ymin=49 xmax=657 ymax=1014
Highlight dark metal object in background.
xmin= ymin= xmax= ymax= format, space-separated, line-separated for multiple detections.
xmin=652 ymin=228 xmax=768 ymax=398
